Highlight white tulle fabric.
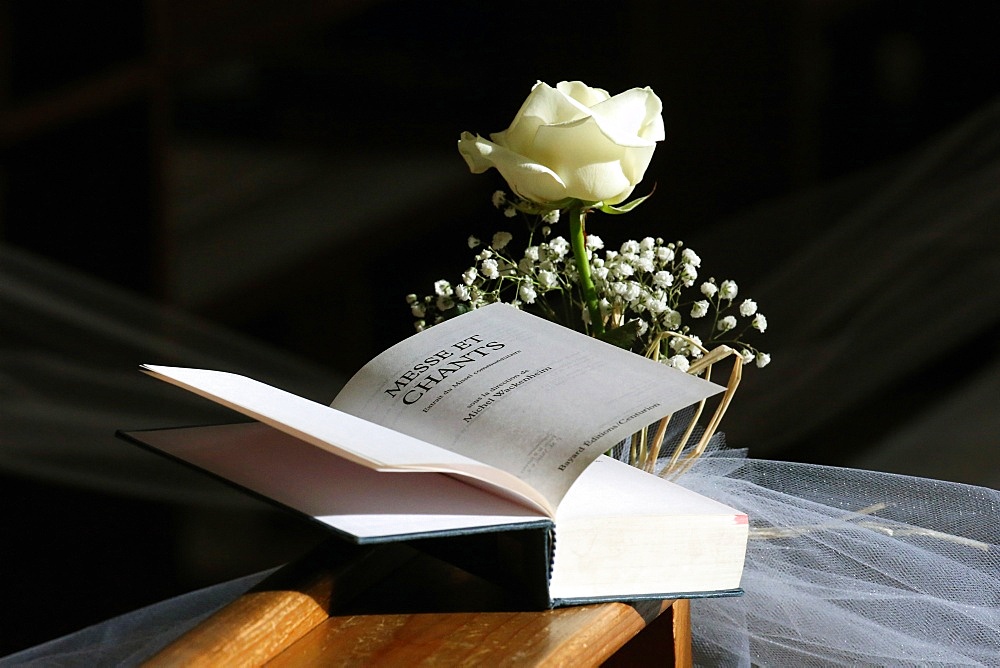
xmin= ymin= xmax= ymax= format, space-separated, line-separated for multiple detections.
xmin=676 ymin=447 xmax=1000 ymax=666
xmin=0 ymin=571 xmax=273 ymax=667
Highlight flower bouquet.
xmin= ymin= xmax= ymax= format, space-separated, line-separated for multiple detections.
xmin=408 ymin=81 xmax=768 ymax=476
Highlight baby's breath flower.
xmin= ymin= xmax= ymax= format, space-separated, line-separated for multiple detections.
xmin=491 ymin=190 xmax=506 ymax=208
xmin=586 ymin=235 xmax=604 ymax=250
xmin=646 ymin=294 xmax=668 ymax=315
xmin=640 ymin=237 xmax=656 ymax=252
xmin=542 ymin=209 xmax=559 ymax=224
xmin=519 ymin=283 xmax=537 ymax=304
xmin=411 ymin=303 xmax=426 ymax=318
xmin=691 ymin=300 xmax=709 ymax=318
xmin=434 ymin=280 xmax=453 ymax=297
xmin=681 ymin=248 xmax=701 ymax=267
xmin=462 ymin=267 xmax=478 ymax=285
xmin=620 ymin=240 xmax=640 ymax=255
xmin=538 ymin=269 xmax=559 ymax=289
xmin=718 ymin=315 xmax=737 ymax=332
xmin=756 ymin=352 xmax=771 ymax=368
xmin=741 ymin=349 xmax=755 ymax=365
xmin=752 ymin=313 xmax=768 ymax=332
xmin=700 ymin=281 xmax=718 ymax=297
xmin=623 ymin=281 xmax=641 ymax=303
xmin=666 ymin=355 xmax=690 ymax=372
xmin=687 ymin=335 xmax=704 ymax=358
xmin=491 ymin=231 xmax=513 ymax=250
xmin=656 ymin=246 xmax=675 ymax=263
xmin=680 ymin=263 xmax=698 ymax=287
xmin=436 ymin=295 xmax=454 ymax=311
xmin=548 ymin=237 xmax=570 ymax=258
xmin=635 ymin=255 xmax=655 ymax=272
xmin=481 ymin=258 xmax=499 ymax=279
xmin=405 ymin=293 xmax=418 ymax=305
xmin=662 ymin=309 xmax=682 ymax=330
xmin=653 ymin=271 xmax=673 ymax=288
xmin=719 ymin=280 xmax=738 ymax=300
xmin=503 ymin=206 xmax=517 ymax=218
xmin=669 ymin=337 xmax=703 ymax=360
xmin=612 ymin=261 xmax=635 ymax=278
xmin=739 ymin=299 xmax=758 ymax=317
xmin=455 ymin=284 xmax=471 ymax=302
xmin=414 ymin=319 xmax=426 ymax=332
xmin=468 ymin=235 xmax=480 ymax=249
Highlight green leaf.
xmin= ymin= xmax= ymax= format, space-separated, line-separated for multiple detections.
xmin=598 ymin=185 xmax=656 ymax=215
xmin=597 ymin=320 xmax=641 ymax=349
xmin=599 ymin=194 xmax=651 ymax=215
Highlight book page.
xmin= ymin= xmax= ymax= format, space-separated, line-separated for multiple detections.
xmin=548 ymin=455 xmax=748 ymax=600
xmin=128 ymin=423 xmax=551 ymax=541
xmin=141 ymin=364 xmax=555 ymax=515
xmin=331 ymin=303 xmax=722 ymax=510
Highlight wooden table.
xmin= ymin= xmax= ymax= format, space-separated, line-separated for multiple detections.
xmin=144 ymin=540 xmax=692 ymax=666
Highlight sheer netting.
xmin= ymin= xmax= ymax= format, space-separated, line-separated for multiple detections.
xmin=678 ymin=446 xmax=1000 ymax=666
xmin=0 ymin=570 xmax=274 ymax=667
xmin=609 ymin=409 xmax=1000 ymax=665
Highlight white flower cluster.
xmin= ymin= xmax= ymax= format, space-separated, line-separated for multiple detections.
xmin=587 ymin=237 xmax=769 ymax=368
xmin=409 ymin=196 xmax=770 ymax=369
xmin=408 ymin=223 xmax=574 ymax=328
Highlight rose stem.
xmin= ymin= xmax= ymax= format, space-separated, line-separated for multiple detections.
xmin=568 ymin=203 xmax=604 ymax=337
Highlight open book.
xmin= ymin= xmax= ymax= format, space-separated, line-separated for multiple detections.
xmin=125 ymin=303 xmax=748 ymax=607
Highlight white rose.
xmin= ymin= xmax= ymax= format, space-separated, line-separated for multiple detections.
xmin=458 ymin=81 xmax=664 ymax=205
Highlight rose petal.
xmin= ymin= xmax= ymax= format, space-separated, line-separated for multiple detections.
xmin=533 ymin=117 xmax=633 ymax=201
xmin=498 ymin=82 xmax=591 ymax=155
xmin=591 ymin=87 xmax=665 ymax=145
xmin=617 ymin=143 xmax=656 ymax=190
xmin=457 ymin=131 xmax=496 ymax=173
xmin=568 ymin=161 xmax=634 ymax=204
xmin=555 ymin=80 xmax=611 ymax=107
xmin=458 ymin=132 xmax=568 ymax=202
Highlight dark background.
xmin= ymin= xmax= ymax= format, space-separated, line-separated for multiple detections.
xmin=2 ymin=0 xmax=998 ymax=656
